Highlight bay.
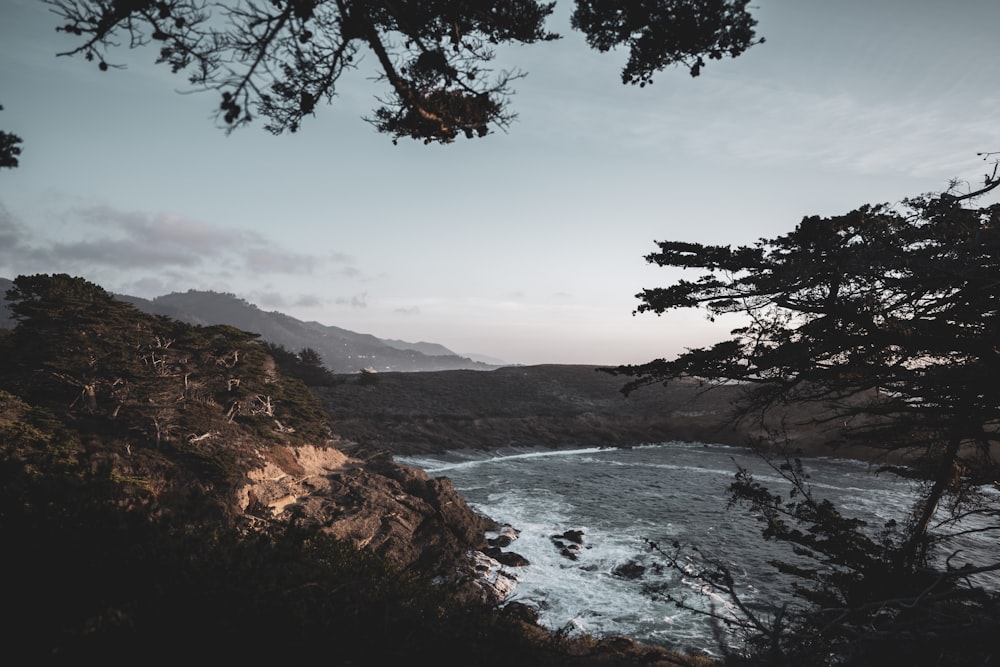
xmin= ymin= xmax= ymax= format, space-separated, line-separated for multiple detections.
xmin=398 ymin=442 xmax=931 ymax=657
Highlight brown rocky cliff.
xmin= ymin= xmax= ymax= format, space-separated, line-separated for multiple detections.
xmin=239 ymin=444 xmax=509 ymax=601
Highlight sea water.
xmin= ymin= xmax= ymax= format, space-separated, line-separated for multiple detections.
xmin=397 ymin=442 xmax=997 ymax=657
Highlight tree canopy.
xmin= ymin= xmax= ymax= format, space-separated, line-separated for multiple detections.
xmin=612 ymin=165 xmax=1000 ymax=664
xmin=0 ymin=104 xmax=23 ymax=169
xmin=1 ymin=274 xmax=336 ymax=478
xmin=45 ymin=0 xmax=762 ymax=144
xmin=616 ymin=169 xmax=1000 ymax=483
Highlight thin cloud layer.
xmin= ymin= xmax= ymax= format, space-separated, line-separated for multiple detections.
xmin=335 ymin=293 xmax=369 ymax=309
xmin=0 ymin=203 xmax=359 ymax=300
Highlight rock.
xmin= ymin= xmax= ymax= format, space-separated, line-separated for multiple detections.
xmin=468 ymin=550 xmax=520 ymax=605
xmin=239 ymin=444 xmax=499 ymax=588
xmin=482 ymin=546 xmax=530 ymax=567
xmin=556 ymin=546 xmax=579 ymax=560
xmin=551 ymin=540 xmax=580 ymax=561
xmin=550 ymin=528 xmax=585 ymax=560
xmin=556 ymin=529 xmax=585 ymax=545
xmin=502 ymin=601 xmax=540 ymax=624
xmin=612 ymin=559 xmax=646 ymax=580
xmin=487 ymin=524 xmax=520 ymax=548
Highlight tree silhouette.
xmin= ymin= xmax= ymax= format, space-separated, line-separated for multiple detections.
xmin=0 ymin=104 xmax=23 ymax=169
xmin=46 ymin=0 xmax=762 ymax=144
xmin=611 ymin=163 xmax=1000 ymax=664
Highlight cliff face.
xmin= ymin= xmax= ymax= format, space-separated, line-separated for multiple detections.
xmin=0 ymin=275 xmax=509 ymax=600
xmin=238 ymin=444 xmax=507 ymax=601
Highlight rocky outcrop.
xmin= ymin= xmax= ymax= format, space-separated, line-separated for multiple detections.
xmin=238 ymin=444 xmax=525 ymax=602
xmin=551 ymin=529 xmax=586 ymax=561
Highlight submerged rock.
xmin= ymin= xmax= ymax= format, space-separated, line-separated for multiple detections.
xmin=483 ymin=545 xmax=530 ymax=567
xmin=551 ymin=528 xmax=586 ymax=560
xmin=487 ymin=524 xmax=520 ymax=548
xmin=612 ymin=559 xmax=646 ymax=580
xmin=556 ymin=529 xmax=585 ymax=545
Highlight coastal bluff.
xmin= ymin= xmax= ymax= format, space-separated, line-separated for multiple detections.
xmin=315 ymin=364 xmax=870 ymax=461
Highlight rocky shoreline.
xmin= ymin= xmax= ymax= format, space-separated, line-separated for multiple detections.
xmin=250 ymin=363 xmax=981 ymax=664
xmin=296 ymin=366 xmax=886 ymax=612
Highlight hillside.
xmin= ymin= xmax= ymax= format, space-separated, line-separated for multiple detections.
xmin=121 ymin=289 xmax=500 ymax=373
xmin=315 ymin=364 xmax=891 ymax=463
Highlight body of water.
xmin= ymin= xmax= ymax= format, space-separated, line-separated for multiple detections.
xmin=397 ymin=442 xmax=997 ymax=657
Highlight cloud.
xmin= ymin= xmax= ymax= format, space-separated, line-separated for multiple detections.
xmin=618 ymin=78 xmax=1000 ymax=182
xmin=249 ymin=291 xmax=291 ymax=309
xmin=0 ymin=203 xmax=362 ymax=296
xmin=46 ymin=237 xmax=204 ymax=268
xmin=394 ymin=306 xmax=421 ymax=316
xmin=292 ymin=293 xmax=325 ymax=308
xmin=335 ymin=293 xmax=368 ymax=308
xmin=118 ymin=276 xmax=175 ymax=296
xmin=247 ymin=290 xmax=326 ymax=310
xmin=77 ymin=206 xmax=234 ymax=251
xmin=71 ymin=205 xmax=326 ymax=274
xmin=337 ymin=265 xmax=362 ymax=278
xmin=0 ymin=204 xmax=29 ymax=261
xmin=244 ymin=248 xmax=319 ymax=273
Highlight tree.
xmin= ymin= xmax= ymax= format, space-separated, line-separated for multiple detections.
xmin=45 ymin=0 xmax=762 ymax=144
xmin=611 ymin=163 xmax=1000 ymax=664
xmin=260 ymin=342 xmax=339 ymax=386
xmin=0 ymin=104 xmax=23 ymax=169
xmin=1 ymin=274 xmax=335 ymax=451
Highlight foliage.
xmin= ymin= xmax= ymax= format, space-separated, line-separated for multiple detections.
xmin=0 ymin=395 xmax=544 ymax=663
xmin=45 ymin=0 xmax=762 ymax=144
xmin=722 ymin=461 xmax=999 ymax=666
xmin=359 ymin=366 xmax=380 ymax=385
xmin=262 ymin=341 xmax=340 ymax=386
xmin=0 ymin=104 xmax=22 ymax=169
xmin=0 ymin=273 xmax=336 ymax=498
xmin=571 ymin=0 xmax=761 ymax=83
xmin=615 ymin=169 xmax=1000 ymax=488
xmin=611 ymin=166 xmax=1000 ymax=664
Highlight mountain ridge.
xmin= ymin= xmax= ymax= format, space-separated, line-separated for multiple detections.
xmin=0 ymin=276 xmax=504 ymax=373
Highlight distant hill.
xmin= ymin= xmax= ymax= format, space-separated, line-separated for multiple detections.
xmin=121 ymin=290 xmax=500 ymax=373
xmin=1 ymin=277 xmax=502 ymax=373
xmin=380 ymin=338 xmax=457 ymax=357
xmin=0 ymin=277 xmax=13 ymax=329
xmin=380 ymin=339 xmax=510 ymax=367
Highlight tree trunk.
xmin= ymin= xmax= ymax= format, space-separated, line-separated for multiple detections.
xmin=897 ymin=432 xmax=962 ymax=570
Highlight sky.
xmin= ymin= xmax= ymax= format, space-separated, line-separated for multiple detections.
xmin=1 ymin=0 xmax=998 ymax=367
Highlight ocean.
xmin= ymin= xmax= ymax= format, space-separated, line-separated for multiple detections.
xmin=397 ymin=442 xmax=998 ymax=658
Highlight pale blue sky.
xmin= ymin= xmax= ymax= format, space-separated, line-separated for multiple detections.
xmin=1 ymin=0 xmax=998 ymax=366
